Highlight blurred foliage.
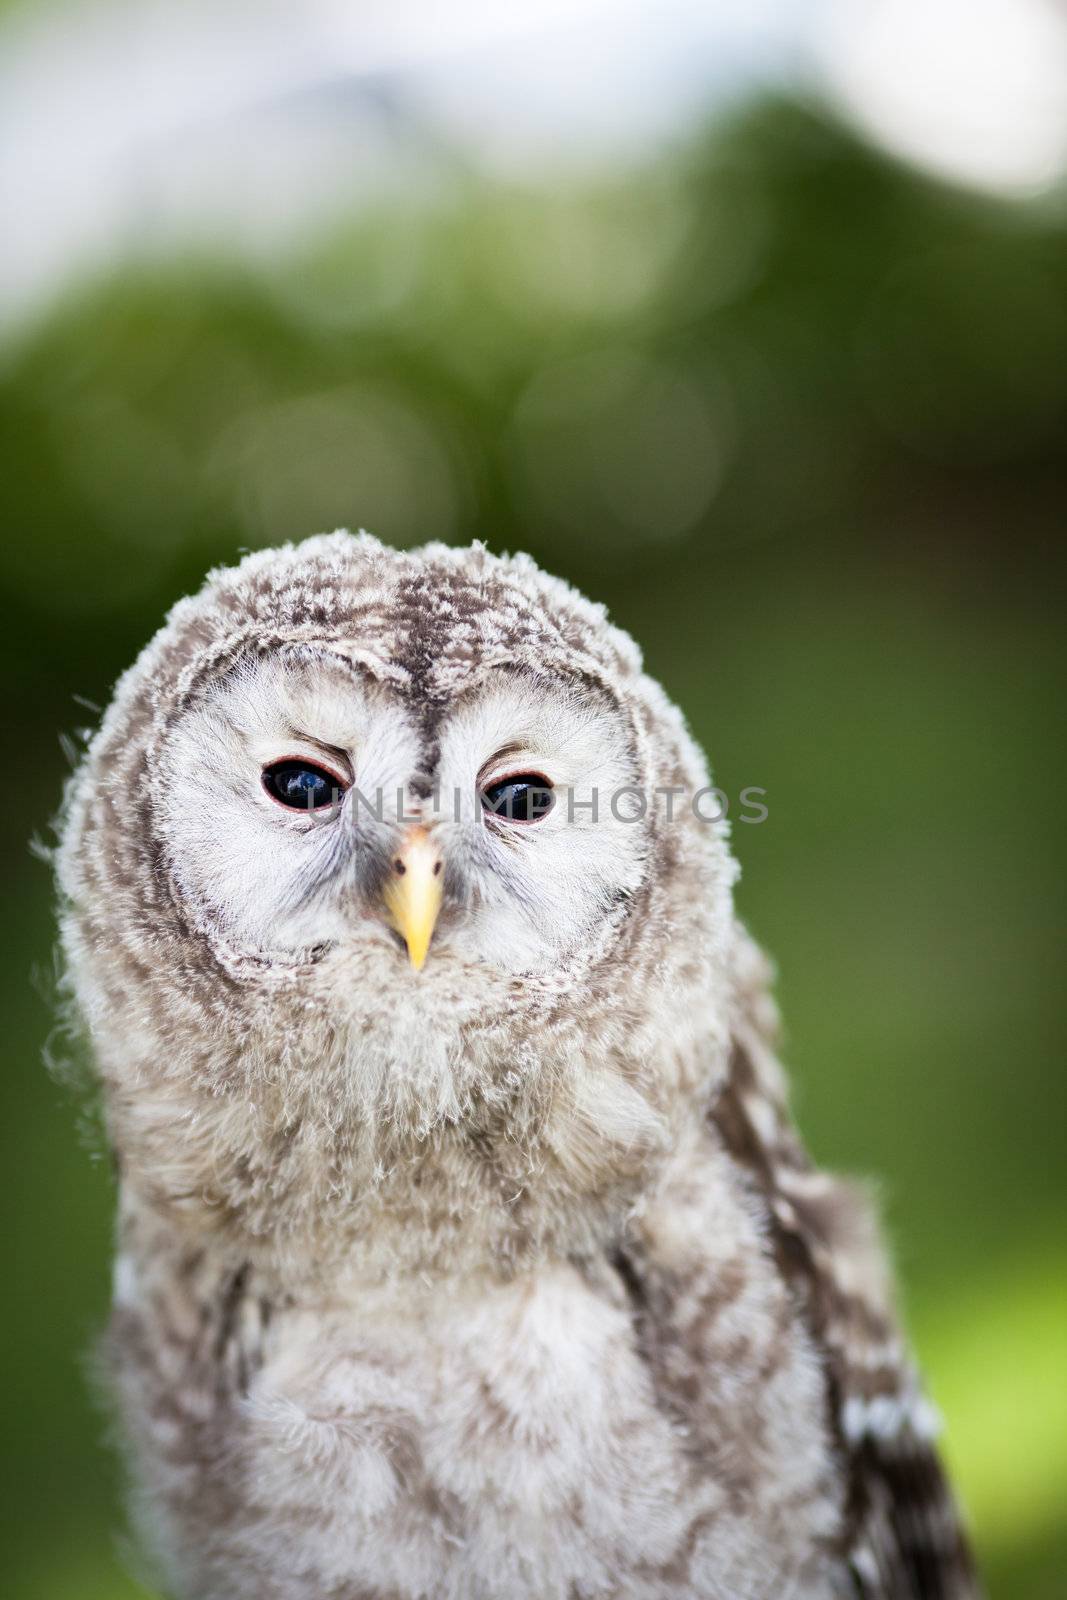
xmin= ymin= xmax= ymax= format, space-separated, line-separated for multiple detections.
xmin=1 ymin=96 xmax=1065 ymax=1598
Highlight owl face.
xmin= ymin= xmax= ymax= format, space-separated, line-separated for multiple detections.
xmin=156 ymin=644 xmax=649 ymax=980
xmin=60 ymin=536 xmax=735 ymax=1229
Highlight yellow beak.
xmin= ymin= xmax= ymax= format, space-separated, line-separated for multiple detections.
xmin=382 ymin=826 xmax=444 ymax=971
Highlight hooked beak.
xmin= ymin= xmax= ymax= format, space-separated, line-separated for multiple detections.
xmin=382 ymin=826 xmax=444 ymax=971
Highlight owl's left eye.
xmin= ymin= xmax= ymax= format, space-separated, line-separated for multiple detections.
xmin=262 ymin=759 xmax=348 ymax=811
xmin=480 ymin=772 xmax=554 ymax=823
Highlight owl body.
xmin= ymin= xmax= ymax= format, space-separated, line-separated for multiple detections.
xmin=110 ymin=1127 xmax=845 ymax=1600
xmin=57 ymin=533 xmax=979 ymax=1599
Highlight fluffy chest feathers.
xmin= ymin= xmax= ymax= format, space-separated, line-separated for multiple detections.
xmin=112 ymin=1142 xmax=845 ymax=1600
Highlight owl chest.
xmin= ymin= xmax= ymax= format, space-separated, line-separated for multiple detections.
xmin=231 ymin=1267 xmax=703 ymax=1597
xmin=127 ymin=1257 xmax=840 ymax=1598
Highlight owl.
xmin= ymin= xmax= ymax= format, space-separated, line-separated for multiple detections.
xmin=56 ymin=532 xmax=979 ymax=1600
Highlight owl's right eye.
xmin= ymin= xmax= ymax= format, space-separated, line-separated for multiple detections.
xmin=262 ymin=759 xmax=348 ymax=811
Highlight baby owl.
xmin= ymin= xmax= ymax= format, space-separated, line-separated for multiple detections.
xmin=56 ymin=532 xmax=979 ymax=1599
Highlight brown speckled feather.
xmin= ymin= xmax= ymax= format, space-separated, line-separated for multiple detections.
xmin=712 ymin=935 xmax=981 ymax=1599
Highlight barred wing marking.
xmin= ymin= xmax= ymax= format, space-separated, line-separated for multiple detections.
xmin=713 ymin=937 xmax=981 ymax=1599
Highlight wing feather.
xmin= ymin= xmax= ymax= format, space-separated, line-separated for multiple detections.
xmin=711 ymin=931 xmax=981 ymax=1599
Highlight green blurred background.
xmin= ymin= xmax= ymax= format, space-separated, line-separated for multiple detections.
xmin=1 ymin=4 xmax=1065 ymax=1594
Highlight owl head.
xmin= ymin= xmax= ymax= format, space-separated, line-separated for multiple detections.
xmin=58 ymin=534 xmax=740 ymax=1274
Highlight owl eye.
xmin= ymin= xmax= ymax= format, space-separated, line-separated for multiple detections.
xmin=480 ymin=772 xmax=554 ymax=824
xmin=262 ymin=759 xmax=348 ymax=812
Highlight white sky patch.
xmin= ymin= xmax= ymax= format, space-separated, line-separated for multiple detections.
xmin=814 ymin=0 xmax=1067 ymax=197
